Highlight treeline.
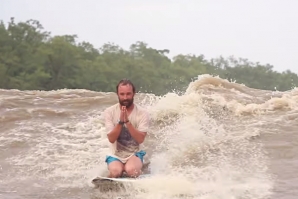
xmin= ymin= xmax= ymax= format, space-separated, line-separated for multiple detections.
xmin=1 ymin=18 xmax=297 ymax=95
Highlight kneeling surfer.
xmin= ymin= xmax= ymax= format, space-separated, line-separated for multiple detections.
xmin=103 ymin=79 xmax=150 ymax=178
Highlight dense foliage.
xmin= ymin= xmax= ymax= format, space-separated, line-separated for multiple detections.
xmin=1 ymin=18 xmax=297 ymax=95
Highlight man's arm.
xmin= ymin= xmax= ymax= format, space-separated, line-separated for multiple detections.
xmin=125 ymin=122 xmax=147 ymax=144
xmin=104 ymin=109 xmax=122 ymax=143
xmin=107 ymin=124 xmax=122 ymax=143
xmin=125 ymin=111 xmax=149 ymax=144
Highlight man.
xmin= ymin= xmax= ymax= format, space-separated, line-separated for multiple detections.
xmin=103 ymin=79 xmax=150 ymax=178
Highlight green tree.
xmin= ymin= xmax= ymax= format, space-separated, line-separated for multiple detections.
xmin=1 ymin=18 xmax=297 ymax=95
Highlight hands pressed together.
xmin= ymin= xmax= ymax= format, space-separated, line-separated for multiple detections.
xmin=120 ymin=106 xmax=129 ymax=123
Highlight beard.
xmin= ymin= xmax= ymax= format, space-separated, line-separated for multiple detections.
xmin=119 ymin=98 xmax=134 ymax=108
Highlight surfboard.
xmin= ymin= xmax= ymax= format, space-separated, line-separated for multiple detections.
xmin=92 ymin=161 xmax=151 ymax=191
xmin=92 ymin=174 xmax=151 ymax=192
xmin=93 ymin=173 xmax=150 ymax=182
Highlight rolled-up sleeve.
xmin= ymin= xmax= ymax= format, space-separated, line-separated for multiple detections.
xmin=104 ymin=109 xmax=114 ymax=133
xmin=137 ymin=111 xmax=150 ymax=133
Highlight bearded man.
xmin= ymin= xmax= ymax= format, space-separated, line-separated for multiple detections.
xmin=103 ymin=79 xmax=150 ymax=178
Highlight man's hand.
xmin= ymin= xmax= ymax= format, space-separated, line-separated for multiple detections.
xmin=120 ymin=106 xmax=125 ymax=122
xmin=122 ymin=106 xmax=129 ymax=122
xmin=105 ymin=105 xmax=128 ymax=143
xmin=123 ymin=107 xmax=147 ymax=144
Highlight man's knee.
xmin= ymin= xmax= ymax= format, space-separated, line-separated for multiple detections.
xmin=124 ymin=156 xmax=143 ymax=177
xmin=108 ymin=161 xmax=124 ymax=178
xmin=125 ymin=165 xmax=141 ymax=177
xmin=109 ymin=167 xmax=123 ymax=177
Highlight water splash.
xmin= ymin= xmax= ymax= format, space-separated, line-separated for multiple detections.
xmin=0 ymin=75 xmax=280 ymax=199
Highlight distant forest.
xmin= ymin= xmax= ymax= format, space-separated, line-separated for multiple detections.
xmin=1 ymin=18 xmax=297 ymax=95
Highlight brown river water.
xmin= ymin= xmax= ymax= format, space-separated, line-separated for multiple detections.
xmin=0 ymin=74 xmax=297 ymax=199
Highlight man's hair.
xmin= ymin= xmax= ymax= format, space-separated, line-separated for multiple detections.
xmin=116 ymin=79 xmax=136 ymax=93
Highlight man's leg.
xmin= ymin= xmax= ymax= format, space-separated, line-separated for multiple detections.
xmin=124 ymin=151 xmax=146 ymax=178
xmin=106 ymin=156 xmax=124 ymax=178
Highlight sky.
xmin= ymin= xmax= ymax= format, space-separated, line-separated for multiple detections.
xmin=1 ymin=0 xmax=298 ymax=74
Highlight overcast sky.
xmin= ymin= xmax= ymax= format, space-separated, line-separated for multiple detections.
xmin=1 ymin=0 xmax=298 ymax=74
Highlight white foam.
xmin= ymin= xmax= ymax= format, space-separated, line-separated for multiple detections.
xmin=1 ymin=76 xmax=276 ymax=198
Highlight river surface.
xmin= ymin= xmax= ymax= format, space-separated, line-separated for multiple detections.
xmin=1 ymin=74 xmax=297 ymax=199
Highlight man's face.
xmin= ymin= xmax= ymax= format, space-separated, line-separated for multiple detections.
xmin=117 ymin=84 xmax=134 ymax=108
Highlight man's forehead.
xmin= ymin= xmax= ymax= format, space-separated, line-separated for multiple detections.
xmin=118 ymin=84 xmax=133 ymax=91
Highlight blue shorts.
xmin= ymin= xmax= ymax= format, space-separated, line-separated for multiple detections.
xmin=105 ymin=150 xmax=146 ymax=165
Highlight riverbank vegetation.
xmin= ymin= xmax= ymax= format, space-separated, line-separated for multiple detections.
xmin=1 ymin=18 xmax=297 ymax=95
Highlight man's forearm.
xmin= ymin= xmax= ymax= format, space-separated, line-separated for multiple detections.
xmin=107 ymin=124 xmax=122 ymax=143
xmin=125 ymin=122 xmax=146 ymax=144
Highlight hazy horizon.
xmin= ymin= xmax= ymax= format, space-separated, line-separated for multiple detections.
xmin=1 ymin=0 xmax=298 ymax=74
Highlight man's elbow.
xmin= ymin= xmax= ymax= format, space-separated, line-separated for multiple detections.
xmin=137 ymin=139 xmax=144 ymax=144
xmin=137 ymin=132 xmax=147 ymax=144
xmin=107 ymin=134 xmax=116 ymax=143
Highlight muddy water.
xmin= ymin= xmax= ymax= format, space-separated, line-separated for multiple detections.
xmin=1 ymin=75 xmax=297 ymax=199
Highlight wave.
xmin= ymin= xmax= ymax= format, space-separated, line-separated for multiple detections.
xmin=2 ymin=74 xmax=296 ymax=198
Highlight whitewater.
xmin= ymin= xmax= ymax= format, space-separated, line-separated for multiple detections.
xmin=1 ymin=74 xmax=297 ymax=199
